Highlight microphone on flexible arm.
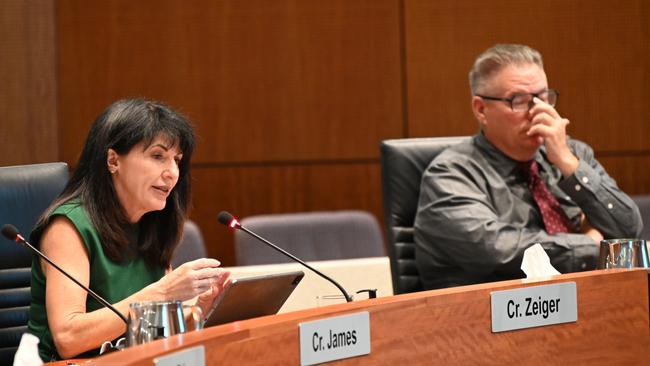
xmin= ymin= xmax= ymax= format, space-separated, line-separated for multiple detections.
xmin=1 ymin=223 xmax=129 ymax=324
xmin=217 ymin=211 xmax=354 ymax=302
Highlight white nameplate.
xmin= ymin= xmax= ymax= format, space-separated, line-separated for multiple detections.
xmin=154 ymin=345 xmax=205 ymax=366
xmin=491 ymin=282 xmax=577 ymax=332
xmin=299 ymin=311 xmax=371 ymax=366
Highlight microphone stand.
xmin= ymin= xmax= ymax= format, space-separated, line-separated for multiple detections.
xmin=236 ymin=224 xmax=353 ymax=302
xmin=2 ymin=225 xmax=128 ymax=324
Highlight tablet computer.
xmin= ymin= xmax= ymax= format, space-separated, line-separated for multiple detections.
xmin=204 ymin=270 xmax=304 ymax=327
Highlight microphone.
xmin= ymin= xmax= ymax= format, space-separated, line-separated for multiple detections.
xmin=217 ymin=211 xmax=353 ymax=302
xmin=1 ymin=224 xmax=129 ymax=324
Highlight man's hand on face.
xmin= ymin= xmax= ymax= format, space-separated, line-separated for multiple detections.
xmin=527 ymin=97 xmax=579 ymax=177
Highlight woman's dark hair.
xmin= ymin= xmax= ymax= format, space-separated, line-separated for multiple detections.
xmin=34 ymin=98 xmax=195 ymax=268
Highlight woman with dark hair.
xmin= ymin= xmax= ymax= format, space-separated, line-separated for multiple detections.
xmin=27 ymin=99 xmax=229 ymax=361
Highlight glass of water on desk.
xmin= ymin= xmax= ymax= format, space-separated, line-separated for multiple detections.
xmin=598 ymin=239 xmax=650 ymax=269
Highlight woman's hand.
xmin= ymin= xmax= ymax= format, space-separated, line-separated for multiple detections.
xmin=194 ymin=271 xmax=231 ymax=316
xmin=155 ymin=258 xmax=227 ymax=301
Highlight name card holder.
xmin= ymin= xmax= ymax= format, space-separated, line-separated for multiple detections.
xmin=299 ymin=312 xmax=371 ymax=366
xmin=154 ymin=345 xmax=205 ymax=366
xmin=491 ymin=282 xmax=577 ymax=332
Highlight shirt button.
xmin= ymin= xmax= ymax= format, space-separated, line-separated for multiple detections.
xmin=574 ymin=184 xmax=582 ymax=191
xmin=581 ymin=262 xmax=587 ymax=269
xmin=565 ymin=196 xmax=571 ymax=201
xmin=582 ymin=176 xmax=589 ymax=184
xmin=607 ymin=203 xmax=613 ymax=209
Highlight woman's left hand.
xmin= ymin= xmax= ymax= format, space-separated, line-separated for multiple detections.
xmin=195 ymin=269 xmax=231 ymax=316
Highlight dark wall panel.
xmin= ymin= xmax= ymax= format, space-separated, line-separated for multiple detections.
xmin=404 ymin=0 xmax=650 ymax=154
xmin=598 ymin=155 xmax=650 ymax=195
xmin=0 ymin=0 xmax=57 ymax=166
xmin=191 ymin=163 xmax=383 ymax=265
xmin=57 ymin=0 xmax=404 ymax=165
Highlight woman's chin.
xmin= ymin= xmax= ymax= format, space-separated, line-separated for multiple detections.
xmin=146 ymin=200 xmax=167 ymax=213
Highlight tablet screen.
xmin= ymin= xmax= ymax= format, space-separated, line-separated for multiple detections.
xmin=204 ymin=270 xmax=304 ymax=327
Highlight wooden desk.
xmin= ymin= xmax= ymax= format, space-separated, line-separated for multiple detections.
xmin=58 ymin=269 xmax=650 ymax=365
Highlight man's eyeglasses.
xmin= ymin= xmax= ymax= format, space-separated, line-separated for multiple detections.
xmin=475 ymin=89 xmax=559 ymax=112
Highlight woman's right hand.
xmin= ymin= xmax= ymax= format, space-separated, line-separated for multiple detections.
xmin=154 ymin=258 xmax=227 ymax=301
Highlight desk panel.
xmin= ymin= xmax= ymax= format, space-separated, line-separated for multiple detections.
xmin=82 ymin=269 xmax=649 ymax=365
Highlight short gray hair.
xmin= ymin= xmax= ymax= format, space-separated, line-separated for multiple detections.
xmin=469 ymin=44 xmax=544 ymax=95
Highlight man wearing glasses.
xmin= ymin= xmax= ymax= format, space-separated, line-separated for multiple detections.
xmin=413 ymin=44 xmax=642 ymax=290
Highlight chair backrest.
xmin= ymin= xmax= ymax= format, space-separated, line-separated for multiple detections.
xmin=235 ymin=210 xmax=385 ymax=266
xmin=631 ymin=195 xmax=650 ymax=240
xmin=171 ymin=220 xmax=208 ymax=268
xmin=0 ymin=162 xmax=68 ymax=364
xmin=380 ymin=137 xmax=468 ymax=294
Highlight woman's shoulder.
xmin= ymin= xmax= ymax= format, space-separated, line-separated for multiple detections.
xmin=52 ymin=199 xmax=89 ymax=221
xmin=31 ymin=199 xmax=94 ymax=248
xmin=52 ymin=199 xmax=82 ymax=214
xmin=49 ymin=199 xmax=97 ymax=239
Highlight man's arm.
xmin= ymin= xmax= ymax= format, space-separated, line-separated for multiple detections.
xmin=556 ymin=141 xmax=643 ymax=238
xmin=527 ymin=98 xmax=642 ymax=238
xmin=414 ymin=159 xmax=599 ymax=277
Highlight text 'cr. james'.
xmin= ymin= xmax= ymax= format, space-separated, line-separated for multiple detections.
xmin=312 ymin=329 xmax=357 ymax=352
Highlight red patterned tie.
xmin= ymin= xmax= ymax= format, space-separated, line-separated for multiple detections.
xmin=524 ymin=160 xmax=575 ymax=234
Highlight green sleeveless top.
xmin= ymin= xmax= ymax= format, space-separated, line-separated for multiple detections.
xmin=27 ymin=201 xmax=166 ymax=361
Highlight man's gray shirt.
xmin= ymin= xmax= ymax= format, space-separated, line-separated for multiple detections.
xmin=414 ymin=132 xmax=643 ymax=290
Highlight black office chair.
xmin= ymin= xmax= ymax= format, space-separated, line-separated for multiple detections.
xmin=380 ymin=137 xmax=468 ymax=294
xmin=0 ymin=163 xmax=68 ymax=365
xmin=234 ymin=210 xmax=385 ymax=265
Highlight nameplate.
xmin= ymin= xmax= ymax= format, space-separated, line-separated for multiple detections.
xmin=299 ymin=311 xmax=371 ymax=365
xmin=491 ymin=282 xmax=577 ymax=332
xmin=154 ymin=345 xmax=205 ymax=366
